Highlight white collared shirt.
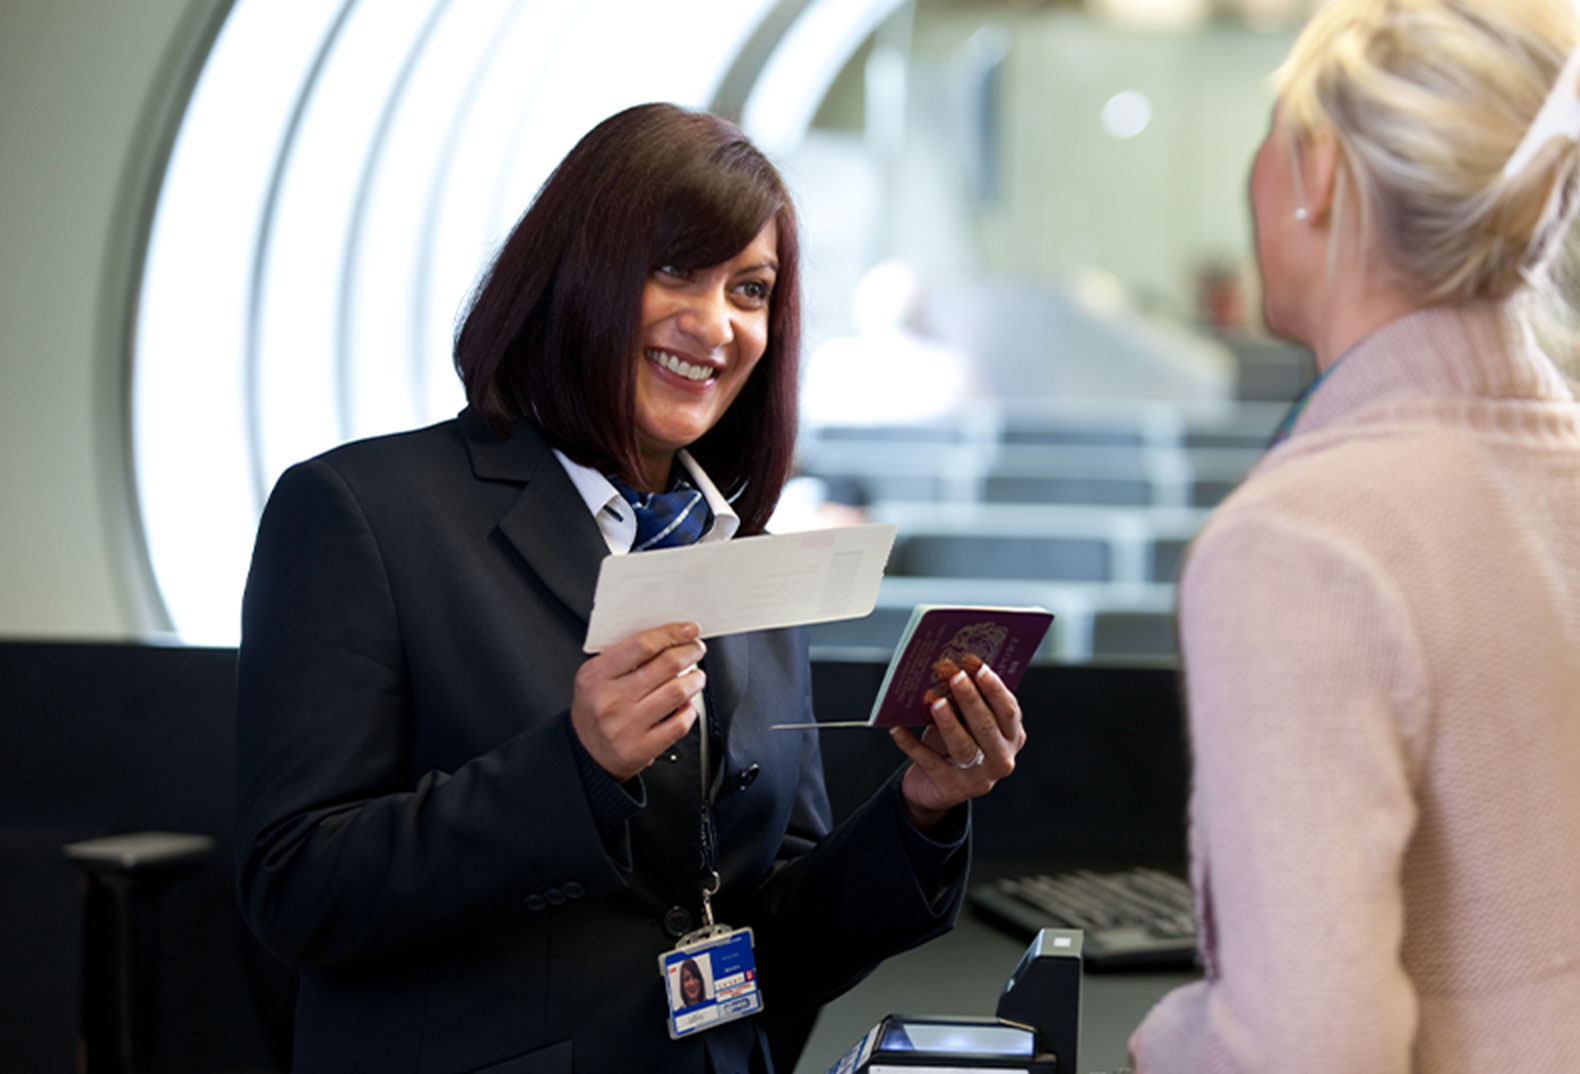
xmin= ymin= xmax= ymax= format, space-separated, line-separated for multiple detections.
xmin=553 ymin=448 xmax=741 ymax=555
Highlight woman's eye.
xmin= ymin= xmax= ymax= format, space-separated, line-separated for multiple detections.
xmin=737 ymin=279 xmax=772 ymax=302
xmin=655 ymin=264 xmax=691 ymax=281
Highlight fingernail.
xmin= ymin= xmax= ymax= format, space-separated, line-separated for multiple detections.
xmin=931 ymin=697 xmax=951 ymax=715
xmin=977 ymin=663 xmax=997 ymax=682
xmin=951 ymin=671 xmax=968 ymax=688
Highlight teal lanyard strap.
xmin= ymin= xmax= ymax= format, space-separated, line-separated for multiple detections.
xmin=1271 ymin=351 xmax=1351 ymax=446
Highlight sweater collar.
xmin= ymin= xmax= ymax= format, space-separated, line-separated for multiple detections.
xmin=1287 ymin=303 xmax=1575 ymax=441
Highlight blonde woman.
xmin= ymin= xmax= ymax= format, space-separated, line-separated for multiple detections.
xmin=1131 ymin=1 xmax=1580 ymax=1070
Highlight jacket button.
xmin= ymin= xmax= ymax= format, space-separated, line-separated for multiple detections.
xmin=733 ymin=764 xmax=760 ymax=792
xmin=523 ymin=894 xmax=548 ymax=911
xmin=564 ymin=881 xmax=585 ymax=899
xmin=663 ymin=905 xmax=692 ymax=938
xmin=545 ymin=887 xmax=566 ymax=906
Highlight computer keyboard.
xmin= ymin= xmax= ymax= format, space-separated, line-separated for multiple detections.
xmin=968 ymin=866 xmax=1199 ymax=971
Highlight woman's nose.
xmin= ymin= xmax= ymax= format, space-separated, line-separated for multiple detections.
xmin=677 ymin=288 xmax=733 ymax=349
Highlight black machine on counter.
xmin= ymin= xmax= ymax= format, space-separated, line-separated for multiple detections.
xmin=824 ymin=929 xmax=1083 ymax=1073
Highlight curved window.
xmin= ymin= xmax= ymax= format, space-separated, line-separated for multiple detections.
xmin=134 ymin=0 xmax=799 ymax=643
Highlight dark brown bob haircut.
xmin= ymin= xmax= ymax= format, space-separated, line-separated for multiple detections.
xmin=453 ymin=102 xmax=801 ymax=535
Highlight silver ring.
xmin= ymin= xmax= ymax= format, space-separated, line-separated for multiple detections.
xmin=953 ymin=747 xmax=985 ymax=770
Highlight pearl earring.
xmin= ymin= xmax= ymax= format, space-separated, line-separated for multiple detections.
xmin=1294 ymin=207 xmax=1309 ymax=222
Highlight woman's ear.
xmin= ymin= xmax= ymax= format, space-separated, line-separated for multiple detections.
xmin=1305 ymin=127 xmax=1341 ymax=226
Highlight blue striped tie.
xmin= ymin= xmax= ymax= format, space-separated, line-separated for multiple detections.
xmin=607 ymin=471 xmax=713 ymax=551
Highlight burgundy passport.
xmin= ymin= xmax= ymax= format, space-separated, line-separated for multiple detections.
xmin=868 ymin=605 xmax=1054 ymax=727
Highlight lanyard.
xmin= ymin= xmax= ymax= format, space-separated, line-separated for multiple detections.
xmin=695 ymin=675 xmax=721 ymax=931
xmin=658 ymin=667 xmax=765 ymax=1042
xmin=1271 ymin=350 xmax=1352 ymax=447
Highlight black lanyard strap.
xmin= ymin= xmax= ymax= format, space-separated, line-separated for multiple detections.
xmin=696 ymin=675 xmax=721 ymax=929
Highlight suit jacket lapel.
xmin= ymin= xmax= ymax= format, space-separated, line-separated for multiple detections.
xmin=708 ymin=632 xmax=749 ymax=722
xmin=459 ymin=412 xmax=752 ymax=730
xmin=462 ymin=411 xmax=605 ymax=624
xmin=706 ymin=631 xmax=750 ymax=799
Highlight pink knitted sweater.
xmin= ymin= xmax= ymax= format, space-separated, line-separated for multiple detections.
xmin=1130 ymin=304 xmax=1580 ymax=1072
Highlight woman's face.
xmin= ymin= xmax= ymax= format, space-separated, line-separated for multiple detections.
xmin=1248 ymin=107 xmax=1314 ymax=345
xmin=633 ymin=218 xmax=778 ymax=489
xmin=680 ymin=963 xmax=703 ymax=1004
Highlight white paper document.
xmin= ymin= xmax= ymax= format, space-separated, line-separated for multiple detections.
xmin=583 ymin=523 xmax=898 ymax=652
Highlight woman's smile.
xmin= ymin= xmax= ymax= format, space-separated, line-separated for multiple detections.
xmin=644 ymin=347 xmax=718 ymax=385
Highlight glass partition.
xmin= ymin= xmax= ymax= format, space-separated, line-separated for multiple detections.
xmin=778 ymin=1 xmax=1314 ymax=663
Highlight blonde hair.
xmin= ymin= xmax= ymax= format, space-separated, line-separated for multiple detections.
xmin=1274 ymin=0 xmax=1580 ymax=309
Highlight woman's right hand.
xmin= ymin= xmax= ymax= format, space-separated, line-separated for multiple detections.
xmin=570 ymin=622 xmax=708 ymax=782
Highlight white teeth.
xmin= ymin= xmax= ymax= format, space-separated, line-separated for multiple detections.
xmin=646 ymin=348 xmax=714 ymax=382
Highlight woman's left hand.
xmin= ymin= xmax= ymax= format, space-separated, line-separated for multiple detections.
xmin=890 ymin=661 xmax=1026 ymax=830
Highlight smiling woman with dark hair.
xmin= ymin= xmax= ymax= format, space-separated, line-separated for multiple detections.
xmin=453 ymin=104 xmax=802 ymax=534
xmin=677 ymin=957 xmax=709 ymax=1011
xmin=233 ymin=102 xmax=1027 ymax=1074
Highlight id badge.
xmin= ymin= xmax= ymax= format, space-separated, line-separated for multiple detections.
xmin=658 ymin=926 xmax=763 ymax=1040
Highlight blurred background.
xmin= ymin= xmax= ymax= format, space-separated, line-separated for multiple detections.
xmin=0 ymin=0 xmax=1320 ymax=659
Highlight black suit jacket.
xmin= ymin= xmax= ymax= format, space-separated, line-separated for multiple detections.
xmin=234 ymin=412 xmax=968 ymax=1074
